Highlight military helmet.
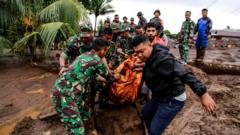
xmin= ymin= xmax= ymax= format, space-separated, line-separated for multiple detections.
xmin=79 ymin=23 xmax=92 ymax=37
xmin=79 ymin=23 xmax=92 ymax=32
xmin=130 ymin=17 xmax=134 ymax=21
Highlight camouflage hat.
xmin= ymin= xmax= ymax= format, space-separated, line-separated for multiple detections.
xmin=111 ymin=22 xmax=120 ymax=30
xmin=119 ymin=24 xmax=130 ymax=32
xmin=80 ymin=23 xmax=92 ymax=32
xmin=130 ymin=17 xmax=134 ymax=21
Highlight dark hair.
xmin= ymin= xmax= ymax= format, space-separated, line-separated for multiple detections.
xmin=115 ymin=14 xmax=119 ymax=17
xmin=131 ymin=34 xmax=149 ymax=47
xmin=104 ymin=20 xmax=110 ymax=24
xmin=185 ymin=10 xmax=191 ymax=14
xmin=154 ymin=9 xmax=161 ymax=15
xmin=145 ymin=22 xmax=156 ymax=31
xmin=123 ymin=16 xmax=127 ymax=20
xmin=135 ymin=25 xmax=143 ymax=29
xmin=202 ymin=8 xmax=208 ymax=12
xmin=92 ymin=37 xmax=109 ymax=51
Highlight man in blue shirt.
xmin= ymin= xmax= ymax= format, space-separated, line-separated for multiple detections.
xmin=195 ymin=9 xmax=213 ymax=62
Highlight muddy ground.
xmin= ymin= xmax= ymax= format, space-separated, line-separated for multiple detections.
xmin=0 ymin=45 xmax=239 ymax=135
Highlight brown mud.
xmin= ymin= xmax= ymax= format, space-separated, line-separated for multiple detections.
xmin=0 ymin=45 xmax=239 ymax=135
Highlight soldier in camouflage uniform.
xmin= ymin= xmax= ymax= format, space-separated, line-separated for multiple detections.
xmin=116 ymin=24 xmax=134 ymax=55
xmin=111 ymin=22 xmax=121 ymax=43
xmin=129 ymin=17 xmax=136 ymax=36
xmin=105 ymin=24 xmax=133 ymax=70
xmin=51 ymin=38 xmax=114 ymax=135
xmin=137 ymin=11 xmax=147 ymax=28
xmin=178 ymin=11 xmax=195 ymax=64
xmin=123 ymin=16 xmax=129 ymax=26
xmin=59 ymin=25 xmax=93 ymax=74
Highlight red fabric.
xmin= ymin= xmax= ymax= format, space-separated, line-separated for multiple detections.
xmin=153 ymin=36 xmax=166 ymax=46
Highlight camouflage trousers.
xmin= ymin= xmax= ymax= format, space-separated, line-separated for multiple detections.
xmin=51 ymin=87 xmax=92 ymax=135
xmin=179 ymin=42 xmax=189 ymax=63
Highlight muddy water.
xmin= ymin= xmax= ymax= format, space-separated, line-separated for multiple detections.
xmin=0 ymin=109 xmax=40 ymax=135
xmin=0 ymin=66 xmax=57 ymax=135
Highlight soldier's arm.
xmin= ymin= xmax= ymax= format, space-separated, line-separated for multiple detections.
xmin=102 ymin=57 xmax=113 ymax=75
xmin=59 ymin=52 xmax=68 ymax=67
xmin=96 ymin=59 xmax=117 ymax=82
xmin=189 ymin=21 xmax=196 ymax=38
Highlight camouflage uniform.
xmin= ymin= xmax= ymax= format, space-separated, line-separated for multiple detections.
xmin=105 ymin=24 xmax=133 ymax=69
xmin=137 ymin=12 xmax=147 ymax=28
xmin=63 ymin=37 xmax=92 ymax=64
xmin=179 ymin=18 xmax=195 ymax=62
xmin=51 ymin=50 xmax=109 ymax=135
xmin=116 ymin=36 xmax=133 ymax=55
xmin=129 ymin=18 xmax=136 ymax=33
xmin=105 ymin=43 xmax=125 ymax=69
xmin=111 ymin=22 xmax=121 ymax=43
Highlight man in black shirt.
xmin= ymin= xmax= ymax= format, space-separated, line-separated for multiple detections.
xmin=132 ymin=35 xmax=216 ymax=135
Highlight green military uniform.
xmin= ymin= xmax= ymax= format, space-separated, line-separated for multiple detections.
xmin=63 ymin=38 xmax=92 ymax=64
xmin=129 ymin=17 xmax=136 ymax=34
xmin=116 ymin=37 xmax=133 ymax=55
xmin=105 ymin=24 xmax=133 ymax=69
xmin=117 ymin=24 xmax=134 ymax=55
xmin=179 ymin=18 xmax=195 ymax=63
xmin=105 ymin=43 xmax=125 ymax=69
xmin=63 ymin=25 xmax=93 ymax=65
xmin=51 ymin=50 xmax=109 ymax=135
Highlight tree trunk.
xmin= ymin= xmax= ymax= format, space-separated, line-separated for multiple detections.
xmin=94 ymin=16 xmax=98 ymax=36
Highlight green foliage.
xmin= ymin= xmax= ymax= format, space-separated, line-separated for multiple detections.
xmin=13 ymin=32 xmax=42 ymax=55
xmin=163 ymin=30 xmax=171 ymax=37
xmin=0 ymin=36 xmax=13 ymax=54
xmin=38 ymin=22 xmax=75 ymax=55
xmin=39 ymin=0 xmax=88 ymax=30
xmin=1 ymin=0 xmax=88 ymax=58
xmin=79 ymin=0 xmax=115 ymax=33
xmin=0 ymin=0 xmax=25 ymax=31
xmin=13 ymin=22 xmax=75 ymax=56
xmin=163 ymin=30 xmax=178 ymax=39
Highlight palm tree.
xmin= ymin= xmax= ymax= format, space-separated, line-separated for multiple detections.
xmin=39 ymin=0 xmax=87 ymax=31
xmin=13 ymin=22 xmax=75 ymax=56
xmin=12 ymin=0 xmax=88 ymax=56
xmin=0 ymin=36 xmax=13 ymax=55
xmin=0 ymin=0 xmax=25 ymax=34
xmin=80 ymin=0 xmax=115 ymax=35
